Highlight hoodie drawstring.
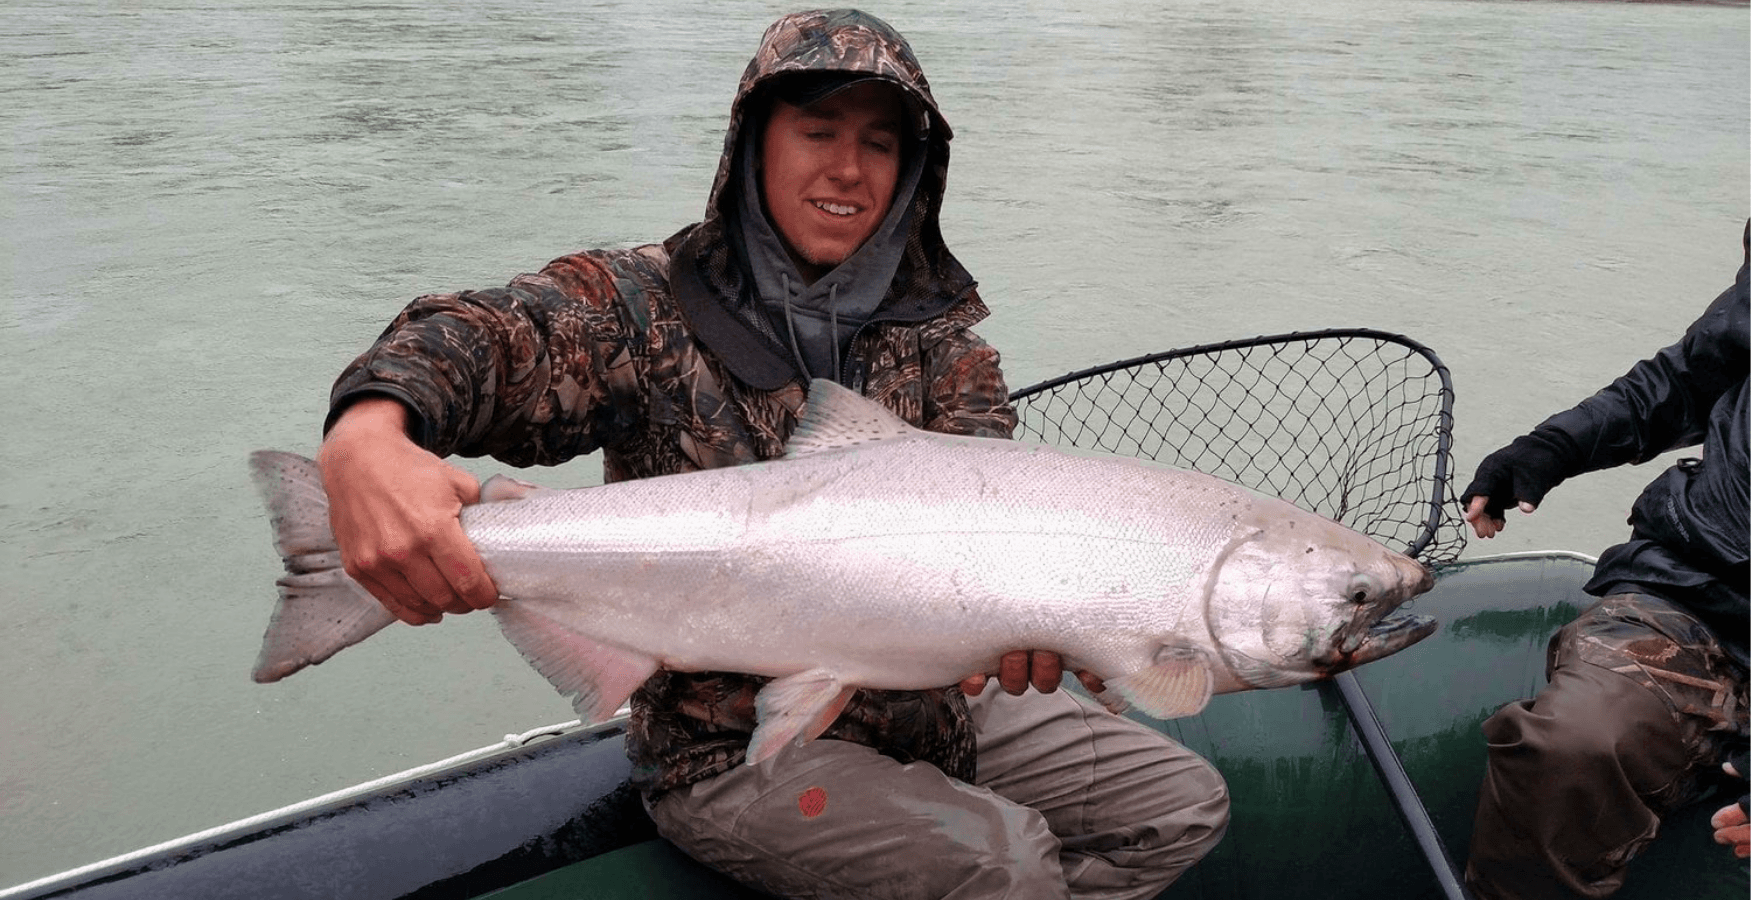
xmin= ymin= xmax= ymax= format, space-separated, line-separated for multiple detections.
xmin=779 ymin=273 xmax=812 ymax=381
xmin=778 ymin=273 xmax=843 ymax=384
xmin=828 ymin=282 xmax=841 ymax=382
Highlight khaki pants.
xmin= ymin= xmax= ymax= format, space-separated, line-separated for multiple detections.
xmin=1466 ymin=593 xmax=1750 ymax=900
xmin=648 ymin=682 xmax=1230 ymax=899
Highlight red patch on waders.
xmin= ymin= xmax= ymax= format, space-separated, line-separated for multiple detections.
xmin=798 ymin=786 xmax=828 ymax=819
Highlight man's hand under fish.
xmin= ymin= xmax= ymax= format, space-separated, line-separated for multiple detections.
xmin=320 ymin=397 xmax=1088 ymax=696
xmin=958 ymin=650 xmax=1108 ymax=697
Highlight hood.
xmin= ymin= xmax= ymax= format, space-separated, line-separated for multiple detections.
xmin=668 ymin=9 xmax=978 ymax=392
xmin=707 ymin=9 xmax=954 ymax=230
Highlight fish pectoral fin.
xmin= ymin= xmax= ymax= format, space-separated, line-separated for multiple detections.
xmin=747 ymin=669 xmax=856 ymax=766
xmin=1105 ymin=644 xmax=1215 ymax=720
xmin=492 ymin=604 xmax=657 ymax=724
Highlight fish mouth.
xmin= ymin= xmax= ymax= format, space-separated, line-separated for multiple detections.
xmin=1319 ymin=613 xmax=1438 ymax=673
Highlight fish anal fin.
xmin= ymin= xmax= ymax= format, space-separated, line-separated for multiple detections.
xmin=492 ymin=604 xmax=657 ymax=724
xmin=1105 ymin=644 xmax=1216 ymax=719
xmin=747 ymin=669 xmax=856 ymax=765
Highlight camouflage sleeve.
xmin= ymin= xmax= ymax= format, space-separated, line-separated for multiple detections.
xmin=920 ymin=291 xmax=1017 ymax=441
xmin=327 ymin=247 xmax=667 ymax=466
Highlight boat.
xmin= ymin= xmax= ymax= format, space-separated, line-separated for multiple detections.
xmin=4 ymin=330 xmax=1744 ymax=900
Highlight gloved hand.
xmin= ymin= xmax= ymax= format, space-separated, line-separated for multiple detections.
xmin=1461 ymin=431 xmax=1577 ymax=538
xmin=1712 ymin=748 xmax=1750 ymax=858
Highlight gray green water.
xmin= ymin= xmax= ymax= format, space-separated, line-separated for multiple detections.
xmin=1 ymin=0 xmax=1747 ymax=885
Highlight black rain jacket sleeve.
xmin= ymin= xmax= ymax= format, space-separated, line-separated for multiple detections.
xmin=1540 ymin=252 xmax=1751 ymax=661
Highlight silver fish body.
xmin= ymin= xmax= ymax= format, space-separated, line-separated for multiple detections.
xmin=251 ymin=380 xmax=1436 ymax=764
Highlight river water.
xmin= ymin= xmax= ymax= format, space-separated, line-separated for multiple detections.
xmin=1 ymin=0 xmax=1746 ymax=885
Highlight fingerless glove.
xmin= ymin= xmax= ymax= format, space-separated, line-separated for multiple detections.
xmin=1461 ymin=430 xmax=1580 ymax=520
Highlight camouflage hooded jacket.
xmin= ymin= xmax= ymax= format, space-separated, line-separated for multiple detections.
xmin=328 ymin=10 xmax=1015 ymax=793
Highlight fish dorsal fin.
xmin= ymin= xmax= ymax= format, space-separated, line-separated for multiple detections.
xmin=1102 ymin=643 xmax=1216 ymax=719
xmin=784 ymin=379 xmax=918 ymax=460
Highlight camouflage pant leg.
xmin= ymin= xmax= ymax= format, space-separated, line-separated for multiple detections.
xmin=1466 ymin=593 xmax=1750 ymax=900
xmin=1568 ymin=593 xmax=1750 ymax=799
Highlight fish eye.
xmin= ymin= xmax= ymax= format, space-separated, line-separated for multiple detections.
xmin=1347 ymin=573 xmax=1377 ymax=605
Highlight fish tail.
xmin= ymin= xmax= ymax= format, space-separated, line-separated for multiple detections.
xmin=248 ymin=450 xmax=396 ymax=683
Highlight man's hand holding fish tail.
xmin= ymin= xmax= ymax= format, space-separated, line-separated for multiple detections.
xmin=320 ymin=395 xmax=496 ymax=626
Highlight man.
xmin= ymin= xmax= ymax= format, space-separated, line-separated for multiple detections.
xmin=1460 ymin=222 xmax=1750 ymax=898
xmin=317 ymin=10 xmax=1227 ymax=898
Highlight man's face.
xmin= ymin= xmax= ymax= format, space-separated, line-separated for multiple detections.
xmin=760 ymin=81 xmax=908 ymax=282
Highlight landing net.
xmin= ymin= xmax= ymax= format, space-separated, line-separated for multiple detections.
xmin=1010 ymin=329 xmax=1466 ymax=568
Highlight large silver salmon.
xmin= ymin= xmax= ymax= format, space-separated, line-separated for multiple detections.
xmin=251 ymin=380 xmax=1436 ymax=764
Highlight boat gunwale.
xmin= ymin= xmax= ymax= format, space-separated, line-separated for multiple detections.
xmin=0 ymin=716 xmax=626 ymax=899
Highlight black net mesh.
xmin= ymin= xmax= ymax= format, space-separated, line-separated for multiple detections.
xmin=1009 ymin=329 xmax=1466 ymax=568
